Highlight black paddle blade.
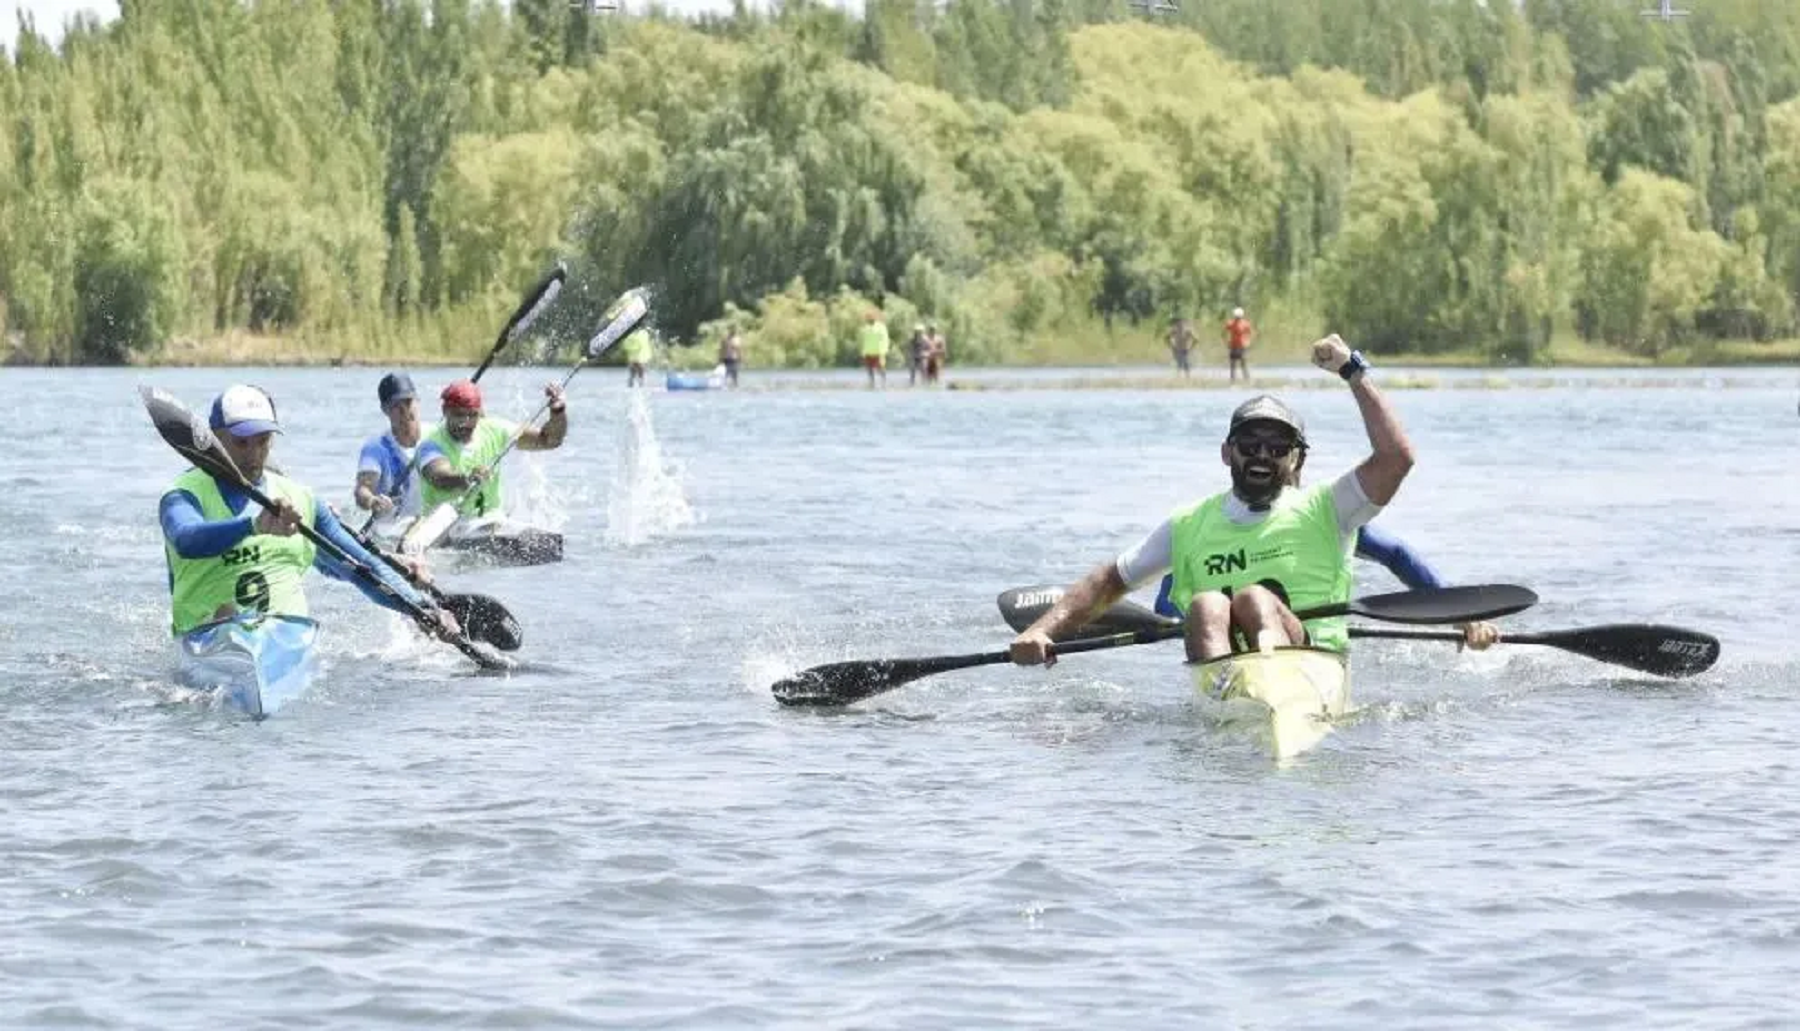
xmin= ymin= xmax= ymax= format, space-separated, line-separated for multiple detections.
xmin=1348 ymin=584 xmax=1537 ymax=623
xmin=440 ymin=593 xmax=524 ymax=652
xmin=1529 ymin=624 xmax=1720 ymax=679
xmin=142 ymin=385 xmax=219 ymax=461
xmin=773 ymin=652 xmax=991 ymax=707
xmin=141 ymin=385 xmax=254 ymax=486
xmin=995 ymin=584 xmax=1173 ymax=637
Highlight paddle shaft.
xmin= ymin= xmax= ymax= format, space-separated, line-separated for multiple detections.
xmin=342 ymin=518 xmax=517 ymax=647
xmin=221 ymin=468 xmax=503 ymax=670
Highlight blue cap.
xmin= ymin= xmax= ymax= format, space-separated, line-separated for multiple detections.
xmin=378 ymin=372 xmax=417 ymax=409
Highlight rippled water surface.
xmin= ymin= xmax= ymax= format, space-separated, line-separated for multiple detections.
xmin=3 ymin=364 xmax=1798 ymax=1027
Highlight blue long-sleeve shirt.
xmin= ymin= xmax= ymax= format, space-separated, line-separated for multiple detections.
xmin=160 ymin=479 xmax=429 ymax=616
xmin=1152 ymin=523 xmax=1446 ymax=618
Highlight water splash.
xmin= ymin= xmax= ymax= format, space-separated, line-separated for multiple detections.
xmin=604 ymin=390 xmax=695 ymax=547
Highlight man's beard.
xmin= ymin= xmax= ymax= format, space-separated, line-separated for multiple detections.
xmin=1230 ymin=459 xmax=1285 ymax=509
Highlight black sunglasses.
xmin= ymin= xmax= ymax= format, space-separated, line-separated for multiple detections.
xmin=1230 ymin=437 xmax=1301 ymax=459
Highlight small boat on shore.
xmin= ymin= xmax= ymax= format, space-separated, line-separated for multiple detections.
xmin=1189 ymin=647 xmax=1350 ymax=759
xmin=173 ymin=613 xmax=319 ymax=718
xmin=666 ymin=366 xmax=727 ymax=391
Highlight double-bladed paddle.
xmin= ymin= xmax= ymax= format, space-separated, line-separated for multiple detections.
xmin=143 ymin=386 xmax=511 ymax=672
xmin=771 ymin=584 xmax=1538 ymax=708
xmin=995 ymin=583 xmax=1720 ymax=679
xmin=402 ymin=286 xmax=654 ymax=556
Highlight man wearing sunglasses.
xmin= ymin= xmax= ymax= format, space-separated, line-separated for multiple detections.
xmin=1011 ymin=334 xmax=1431 ymax=666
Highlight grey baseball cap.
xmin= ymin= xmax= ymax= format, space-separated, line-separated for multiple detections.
xmin=1228 ymin=395 xmax=1305 ymax=443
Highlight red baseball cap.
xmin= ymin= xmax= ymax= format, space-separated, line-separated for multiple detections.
xmin=441 ymin=379 xmax=483 ymax=410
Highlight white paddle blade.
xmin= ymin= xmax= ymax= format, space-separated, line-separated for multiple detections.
xmin=586 ymin=288 xmax=652 ymax=359
xmin=402 ymin=502 xmax=459 ymax=556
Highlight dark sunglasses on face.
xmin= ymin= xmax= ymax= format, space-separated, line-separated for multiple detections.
xmin=1231 ymin=436 xmax=1300 ymax=459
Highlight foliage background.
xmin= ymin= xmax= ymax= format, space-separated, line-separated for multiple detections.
xmin=3 ymin=0 xmax=1798 ymax=367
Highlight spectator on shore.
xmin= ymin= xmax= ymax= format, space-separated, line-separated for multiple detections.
xmin=621 ymin=329 xmax=654 ymax=388
xmin=925 ymin=323 xmax=947 ymax=385
xmin=1168 ymin=317 xmax=1196 ymax=378
xmin=859 ymin=311 xmax=890 ymax=389
xmin=907 ymin=324 xmax=930 ymax=386
xmin=1225 ymin=307 xmax=1254 ymax=383
xmin=719 ymin=328 xmax=744 ymax=389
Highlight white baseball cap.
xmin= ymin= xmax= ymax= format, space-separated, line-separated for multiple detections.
xmin=209 ymin=384 xmax=282 ymax=438
xmin=1231 ymin=307 xmax=1245 ymax=318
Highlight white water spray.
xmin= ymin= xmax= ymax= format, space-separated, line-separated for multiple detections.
xmin=605 ymin=390 xmax=695 ymax=546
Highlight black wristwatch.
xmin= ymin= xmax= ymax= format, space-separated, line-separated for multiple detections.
xmin=1338 ymin=350 xmax=1370 ymax=384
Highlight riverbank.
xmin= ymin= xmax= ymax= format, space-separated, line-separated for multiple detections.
xmin=13 ymin=325 xmax=1800 ymax=371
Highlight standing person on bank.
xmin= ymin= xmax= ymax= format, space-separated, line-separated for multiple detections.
xmin=907 ymin=324 xmax=930 ymax=387
xmin=925 ymin=323 xmax=948 ymax=385
xmin=1224 ymin=307 xmax=1254 ymax=383
xmin=859 ymin=311 xmax=890 ymax=389
xmin=719 ymin=328 xmax=744 ymax=389
xmin=1168 ymin=317 xmax=1196 ymax=378
xmin=621 ymin=329 xmax=654 ymax=388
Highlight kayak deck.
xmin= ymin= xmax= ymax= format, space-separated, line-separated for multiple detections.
xmin=375 ymin=515 xmax=563 ymax=568
xmin=1189 ymin=647 xmax=1351 ymax=759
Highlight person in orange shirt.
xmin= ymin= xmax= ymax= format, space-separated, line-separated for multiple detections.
xmin=1224 ymin=306 xmax=1254 ymax=383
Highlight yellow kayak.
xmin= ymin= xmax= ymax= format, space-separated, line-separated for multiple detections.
xmin=1189 ymin=647 xmax=1350 ymax=759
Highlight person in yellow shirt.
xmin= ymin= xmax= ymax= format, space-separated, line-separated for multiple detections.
xmin=858 ymin=311 xmax=890 ymax=389
xmin=621 ymin=329 xmax=654 ymax=388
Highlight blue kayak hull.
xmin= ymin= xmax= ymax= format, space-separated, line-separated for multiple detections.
xmin=174 ymin=614 xmax=319 ymax=718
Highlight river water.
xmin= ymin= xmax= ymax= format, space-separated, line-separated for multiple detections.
xmin=1 ymin=364 xmax=1795 ymax=1027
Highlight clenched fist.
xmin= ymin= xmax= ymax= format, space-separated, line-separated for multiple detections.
xmin=1311 ymin=334 xmax=1353 ymax=374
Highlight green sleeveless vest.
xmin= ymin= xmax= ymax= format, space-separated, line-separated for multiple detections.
xmin=1166 ymin=484 xmax=1354 ymax=652
xmin=165 ymin=469 xmax=317 ymax=636
xmin=418 ymin=418 xmax=514 ymax=516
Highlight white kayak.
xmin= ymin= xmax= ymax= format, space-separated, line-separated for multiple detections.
xmin=375 ymin=513 xmax=563 ymax=567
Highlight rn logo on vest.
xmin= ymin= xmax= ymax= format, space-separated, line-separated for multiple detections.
xmin=1204 ymin=550 xmax=1247 ymax=576
xmin=222 ymin=544 xmax=262 ymax=566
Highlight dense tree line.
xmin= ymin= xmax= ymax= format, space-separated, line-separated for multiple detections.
xmin=2 ymin=0 xmax=1798 ymax=365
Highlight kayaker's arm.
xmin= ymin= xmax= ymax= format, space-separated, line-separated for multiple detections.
xmin=1013 ymin=520 xmax=1174 ymax=665
xmin=352 ymin=470 xmax=392 ymax=514
xmin=159 ymin=490 xmax=254 ymax=558
xmin=353 ymin=437 xmax=398 ymax=513
xmin=309 ymin=500 xmax=431 ymax=613
xmin=1012 ymin=561 xmax=1132 ymax=665
xmin=1355 ymin=524 xmax=1446 ymax=590
xmin=1313 ymin=335 xmax=1414 ymax=505
xmin=517 ymin=385 xmax=568 ymax=452
xmin=1353 ymin=525 xmax=1497 ymax=650
xmin=418 ymin=452 xmax=482 ymax=492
